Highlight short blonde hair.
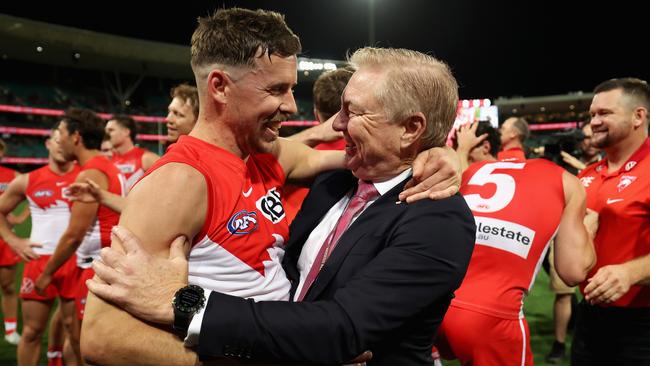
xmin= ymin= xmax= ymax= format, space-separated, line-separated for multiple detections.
xmin=348 ymin=47 xmax=458 ymax=149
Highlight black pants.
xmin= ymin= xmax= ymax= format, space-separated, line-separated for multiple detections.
xmin=571 ymin=300 xmax=650 ymax=366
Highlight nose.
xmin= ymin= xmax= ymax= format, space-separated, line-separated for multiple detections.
xmin=281 ymin=91 xmax=298 ymax=116
xmin=332 ymin=111 xmax=346 ymax=132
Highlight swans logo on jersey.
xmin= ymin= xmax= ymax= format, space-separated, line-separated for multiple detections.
xmin=116 ymin=163 xmax=135 ymax=174
xmin=580 ymin=176 xmax=595 ymax=188
xmin=256 ymin=187 xmax=285 ymax=224
xmin=20 ymin=278 xmax=35 ymax=294
xmin=474 ymin=216 xmax=536 ymax=259
xmin=227 ymin=210 xmax=258 ymax=235
xmin=617 ymin=175 xmax=636 ymax=192
xmin=625 ymin=161 xmax=637 ymax=171
xmin=34 ymin=189 xmax=54 ymax=198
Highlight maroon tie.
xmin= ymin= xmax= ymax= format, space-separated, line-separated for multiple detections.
xmin=297 ymin=180 xmax=379 ymax=301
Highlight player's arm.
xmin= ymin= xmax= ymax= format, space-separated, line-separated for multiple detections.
xmin=0 ymin=174 xmax=40 ymax=261
xmin=82 ymin=163 xmax=206 ymax=366
xmin=37 ymin=169 xmax=108 ymax=291
xmin=7 ymin=205 xmax=30 ymax=226
xmin=276 ymin=139 xmax=461 ymax=202
xmin=68 ymin=178 xmax=126 ymax=213
xmin=142 ymin=150 xmax=161 ymax=171
xmin=552 ymin=171 xmax=596 ymax=286
xmin=286 ymin=115 xmax=343 ymax=147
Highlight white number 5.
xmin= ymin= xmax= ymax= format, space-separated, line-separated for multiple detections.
xmin=464 ymin=162 xmax=525 ymax=213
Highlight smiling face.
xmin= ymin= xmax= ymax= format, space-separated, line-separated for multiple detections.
xmin=225 ymin=54 xmax=298 ymax=156
xmin=589 ymin=89 xmax=636 ymax=149
xmin=332 ymin=68 xmax=405 ymax=181
xmin=165 ymin=97 xmax=197 ymax=143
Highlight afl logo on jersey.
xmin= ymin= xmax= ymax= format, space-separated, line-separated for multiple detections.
xmin=256 ymin=187 xmax=285 ymax=224
xmin=116 ymin=163 xmax=136 ymax=174
xmin=227 ymin=210 xmax=258 ymax=235
xmin=34 ymin=189 xmax=54 ymax=197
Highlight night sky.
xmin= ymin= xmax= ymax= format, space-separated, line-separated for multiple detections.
xmin=2 ymin=0 xmax=646 ymax=100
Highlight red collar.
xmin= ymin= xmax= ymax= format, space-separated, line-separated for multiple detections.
xmin=595 ymin=138 xmax=650 ymax=176
xmin=497 ymin=148 xmax=526 ymax=162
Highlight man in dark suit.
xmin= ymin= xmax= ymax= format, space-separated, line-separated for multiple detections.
xmin=85 ymin=47 xmax=476 ymax=366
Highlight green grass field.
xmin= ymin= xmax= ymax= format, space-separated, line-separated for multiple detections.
xmin=0 ymin=204 xmax=572 ymax=365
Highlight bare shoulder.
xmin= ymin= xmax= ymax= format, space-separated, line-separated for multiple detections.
xmin=562 ymin=170 xmax=585 ymax=203
xmin=120 ymin=163 xmax=207 ymax=250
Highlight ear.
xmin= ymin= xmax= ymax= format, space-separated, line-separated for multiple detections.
xmin=633 ymin=106 xmax=648 ymax=128
xmin=72 ymin=131 xmax=82 ymax=147
xmin=206 ymin=69 xmax=229 ymax=105
xmin=481 ymin=141 xmax=491 ymax=156
xmin=400 ymin=112 xmax=426 ymax=149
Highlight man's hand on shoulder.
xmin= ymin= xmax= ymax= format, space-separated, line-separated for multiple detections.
xmin=400 ymin=146 xmax=461 ymax=203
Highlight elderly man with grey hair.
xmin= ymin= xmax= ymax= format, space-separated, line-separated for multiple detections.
xmin=84 ymin=46 xmax=475 ymax=366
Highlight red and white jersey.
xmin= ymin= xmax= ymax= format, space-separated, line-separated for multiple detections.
xmin=0 ymin=166 xmax=16 ymax=194
xmin=454 ymin=157 xmax=565 ymax=319
xmin=0 ymin=165 xmax=18 ymax=248
xmin=141 ymin=136 xmax=291 ymax=301
xmin=111 ymin=147 xmax=146 ymax=191
xmin=26 ymin=165 xmax=81 ymax=255
xmin=76 ymin=156 xmax=124 ymax=268
xmin=578 ymin=138 xmax=650 ymax=308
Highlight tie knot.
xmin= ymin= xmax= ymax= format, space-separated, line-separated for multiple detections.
xmin=355 ymin=180 xmax=379 ymax=201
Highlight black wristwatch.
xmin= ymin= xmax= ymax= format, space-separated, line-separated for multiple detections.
xmin=172 ymin=285 xmax=206 ymax=337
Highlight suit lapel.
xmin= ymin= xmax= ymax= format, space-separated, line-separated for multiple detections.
xmin=305 ymin=176 xmax=409 ymax=301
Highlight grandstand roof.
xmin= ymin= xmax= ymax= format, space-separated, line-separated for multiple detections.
xmin=1 ymin=1 xmax=647 ymax=99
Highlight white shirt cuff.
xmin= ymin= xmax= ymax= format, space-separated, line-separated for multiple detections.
xmin=183 ymin=288 xmax=210 ymax=348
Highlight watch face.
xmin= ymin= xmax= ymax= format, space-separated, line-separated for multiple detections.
xmin=174 ymin=286 xmax=205 ymax=313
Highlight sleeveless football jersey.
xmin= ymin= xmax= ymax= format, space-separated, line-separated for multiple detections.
xmin=140 ymin=135 xmax=291 ymax=301
xmin=455 ymin=157 xmax=565 ymax=319
xmin=111 ymin=147 xmax=146 ymax=191
xmin=0 ymin=165 xmax=18 ymax=252
xmin=26 ymin=165 xmax=81 ymax=254
xmin=76 ymin=156 xmax=124 ymax=268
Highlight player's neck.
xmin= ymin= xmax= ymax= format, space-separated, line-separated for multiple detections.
xmin=501 ymin=140 xmax=523 ymax=151
xmin=76 ymin=149 xmax=101 ymax=166
xmin=48 ymin=159 xmax=74 ymax=175
xmin=114 ymin=141 xmax=135 ymax=155
xmin=605 ymin=132 xmax=647 ymax=172
xmin=191 ymin=120 xmax=249 ymax=161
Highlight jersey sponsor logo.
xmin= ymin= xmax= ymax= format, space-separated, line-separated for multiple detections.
xmin=55 ymin=181 xmax=67 ymax=187
xmin=34 ymin=189 xmax=54 ymax=198
xmin=474 ymin=216 xmax=536 ymax=259
xmin=116 ymin=163 xmax=136 ymax=174
xmin=617 ymin=175 xmax=636 ymax=192
xmin=242 ymin=186 xmax=253 ymax=197
xmin=227 ymin=210 xmax=258 ymax=235
xmin=580 ymin=176 xmax=595 ymax=187
xmin=256 ymin=187 xmax=285 ymax=224
xmin=625 ymin=161 xmax=637 ymax=171
xmin=606 ymin=198 xmax=624 ymax=205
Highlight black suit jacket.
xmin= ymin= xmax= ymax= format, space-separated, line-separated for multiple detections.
xmin=198 ymin=170 xmax=475 ymax=365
